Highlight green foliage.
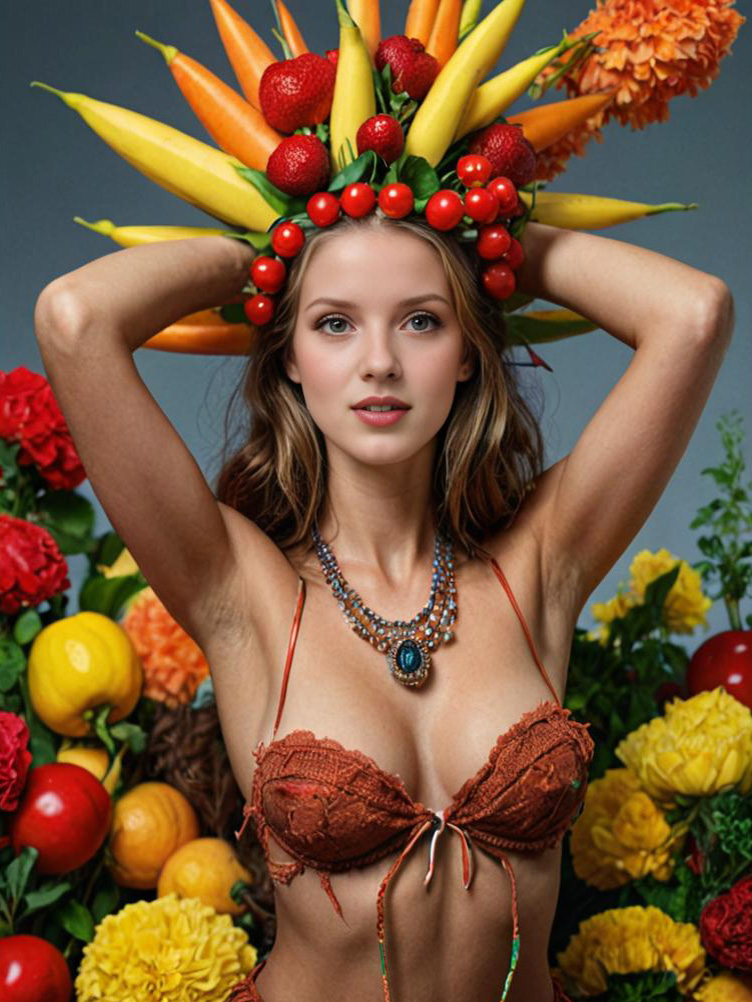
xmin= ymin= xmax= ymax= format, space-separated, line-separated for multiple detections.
xmin=689 ymin=410 xmax=752 ymax=628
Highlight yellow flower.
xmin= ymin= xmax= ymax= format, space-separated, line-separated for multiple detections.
xmin=629 ymin=548 xmax=712 ymax=634
xmin=75 ymin=893 xmax=257 ymax=1001
xmin=571 ymin=768 xmax=685 ymax=889
xmin=556 ymin=905 xmax=706 ymax=996
xmin=590 ymin=588 xmax=638 ymax=645
xmin=97 ymin=545 xmax=140 ymax=578
xmin=694 ymin=971 xmax=752 ymax=1002
xmin=616 ymin=687 xmax=752 ymax=807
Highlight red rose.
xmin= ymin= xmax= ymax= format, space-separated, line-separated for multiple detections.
xmin=0 ymin=515 xmax=70 ymax=614
xmin=0 ymin=712 xmax=33 ymax=811
xmin=0 ymin=366 xmax=85 ymax=490
xmin=700 ymin=874 xmax=752 ymax=971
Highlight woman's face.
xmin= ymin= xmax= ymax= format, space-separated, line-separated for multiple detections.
xmin=285 ymin=226 xmax=474 ymax=470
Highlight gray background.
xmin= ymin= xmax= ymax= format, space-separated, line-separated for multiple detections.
xmin=3 ymin=1 xmax=750 ymax=647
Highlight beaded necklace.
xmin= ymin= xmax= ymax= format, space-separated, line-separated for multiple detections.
xmin=312 ymin=522 xmax=458 ymax=688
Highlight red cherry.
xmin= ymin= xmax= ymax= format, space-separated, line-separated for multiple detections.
xmin=476 ymin=223 xmax=512 ymax=261
xmin=456 ymin=154 xmax=492 ymax=188
xmin=502 ymin=236 xmax=525 ymax=271
xmin=686 ymin=630 xmax=752 ymax=710
xmin=378 ymin=182 xmax=414 ymax=218
xmin=271 ymin=221 xmax=305 ymax=257
xmin=425 ymin=189 xmax=465 ymax=231
xmin=307 ymin=191 xmax=341 ymax=227
xmin=486 ymin=176 xmax=518 ymax=216
xmin=482 ymin=261 xmax=516 ymax=300
xmin=464 ymin=188 xmax=499 ymax=224
xmin=243 ymin=293 xmax=275 ymax=326
xmin=340 ymin=182 xmax=377 ymax=218
xmin=251 ymin=255 xmax=286 ymax=293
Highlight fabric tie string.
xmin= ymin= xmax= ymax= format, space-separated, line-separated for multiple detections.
xmin=376 ymin=809 xmax=520 ymax=1002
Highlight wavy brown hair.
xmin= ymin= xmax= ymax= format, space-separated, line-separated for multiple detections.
xmin=213 ymin=213 xmax=545 ymax=561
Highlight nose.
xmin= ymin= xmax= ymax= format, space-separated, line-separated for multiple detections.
xmin=358 ymin=327 xmax=402 ymax=381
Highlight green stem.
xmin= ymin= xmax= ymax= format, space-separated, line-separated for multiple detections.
xmin=724 ymin=595 xmax=742 ymax=630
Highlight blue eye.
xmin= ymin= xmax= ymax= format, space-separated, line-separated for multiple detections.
xmin=315 ymin=311 xmax=441 ymax=337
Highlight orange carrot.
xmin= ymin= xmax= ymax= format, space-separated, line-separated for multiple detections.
xmin=425 ymin=0 xmax=462 ymax=69
xmin=143 ymin=309 xmax=256 ymax=355
xmin=506 ymin=91 xmax=616 ymax=152
xmin=209 ymin=0 xmax=276 ymax=110
xmin=348 ymin=0 xmax=381 ymax=65
xmin=277 ymin=1 xmax=309 ymax=57
xmin=136 ymin=32 xmax=282 ymax=171
xmin=404 ymin=0 xmax=440 ymax=47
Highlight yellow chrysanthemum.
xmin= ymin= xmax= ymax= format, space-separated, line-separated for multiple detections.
xmin=75 ymin=893 xmax=257 ymax=1002
xmin=556 ymin=905 xmax=706 ymax=996
xmin=629 ymin=548 xmax=712 ymax=634
xmin=616 ymin=687 xmax=752 ymax=806
xmin=571 ymin=768 xmax=685 ymax=889
xmin=121 ymin=586 xmax=210 ymax=707
xmin=694 ymin=970 xmax=752 ymax=1002
xmin=590 ymin=588 xmax=638 ymax=645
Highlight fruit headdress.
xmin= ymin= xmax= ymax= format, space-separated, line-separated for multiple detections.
xmin=33 ymin=0 xmax=744 ymax=367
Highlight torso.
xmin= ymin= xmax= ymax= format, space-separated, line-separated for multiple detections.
xmin=201 ymin=498 xmax=586 ymax=1002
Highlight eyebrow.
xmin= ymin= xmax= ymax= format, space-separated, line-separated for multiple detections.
xmin=304 ymin=294 xmax=451 ymax=311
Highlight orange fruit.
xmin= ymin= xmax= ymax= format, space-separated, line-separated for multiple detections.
xmin=157 ymin=837 xmax=253 ymax=915
xmin=107 ymin=781 xmax=199 ymax=889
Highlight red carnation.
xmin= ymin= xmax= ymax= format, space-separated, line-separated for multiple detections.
xmin=0 ymin=367 xmax=85 ymax=490
xmin=0 ymin=515 xmax=70 ymax=615
xmin=0 ymin=712 xmax=33 ymax=812
xmin=700 ymin=874 xmax=752 ymax=971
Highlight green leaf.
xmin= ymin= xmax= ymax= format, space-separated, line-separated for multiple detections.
xmin=327 ymin=150 xmax=379 ymax=192
xmin=13 ymin=610 xmax=42 ymax=647
xmin=219 ymin=303 xmax=248 ymax=324
xmin=109 ymin=721 xmax=147 ymax=754
xmin=18 ymin=881 xmax=72 ymax=920
xmin=78 ymin=572 xmax=147 ymax=620
xmin=57 ymin=898 xmax=95 ymax=942
xmin=91 ymin=874 xmax=121 ymax=923
xmin=6 ymin=847 xmax=39 ymax=904
xmin=234 ymin=165 xmax=301 ymax=216
xmin=35 ymin=491 xmax=95 ymax=549
xmin=505 ymin=312 xmax=598 ymax=346
xmin=0 ymin=638 xmax=26 ymax=693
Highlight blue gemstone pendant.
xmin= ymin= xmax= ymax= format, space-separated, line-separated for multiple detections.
xmin=388 ymin=636 xmax=431 ymax=687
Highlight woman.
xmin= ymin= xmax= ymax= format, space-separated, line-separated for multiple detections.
xmin=34 ymin=213 xmax=733 ymax=1002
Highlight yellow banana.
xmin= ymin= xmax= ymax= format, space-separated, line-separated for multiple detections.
xmin=454 ymin=38 xmax=569 ymax=140
xmin=506 ymin=308 xmax=598 ymax=345
xmin=405 ymin=0 xmax=528 ymax=167
xmin=73 ymin=217 xmax=228 ymax=247
xmin=329 ymin=0 xmax=376 ymax=172
xmin=520 ymin=191 xmax=699 ymax=229
xmin=31 ymin=82 xmax=277 ymax=231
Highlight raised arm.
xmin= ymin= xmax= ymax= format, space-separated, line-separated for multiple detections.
xmin=513 ymin=222 xmax=734 ymax=614
xmin=34 ymin=236 xmax=290 ymax=654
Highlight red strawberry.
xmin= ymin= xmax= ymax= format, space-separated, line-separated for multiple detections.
xmin=259 ymin=53 xmax=336 ymax=134
xmin=325 ymin=48 xmax=339 ymax=67
xmin=266 ymin=135 xmax=331 ymax=197
xmin=356 ymin=115 xmax=404 ymax=164
xmin=468 ymin=124 xmax=538 ymax=188
xmin=374 ymin=36 xmax=439 ymax=101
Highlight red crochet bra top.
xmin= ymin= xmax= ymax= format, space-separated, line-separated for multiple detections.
xmin=235 ymin=554 xmax=594 ymax=1002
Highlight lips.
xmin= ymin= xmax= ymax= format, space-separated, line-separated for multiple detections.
xmin=352 ymin=396 xmax=410 ymax=409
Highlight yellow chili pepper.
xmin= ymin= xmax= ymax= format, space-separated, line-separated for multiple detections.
xmin=28 ymin=612 xmax=143 ymax=738
xmin=329 ymin=0 xmax=376 ymax=172
xmin=31 ymin=82 xmax=278 ymax=231
xmin=73 ymin=217 xmax=228 ymax=247
xmin=519 ymin=191 xmax=698 ymax=230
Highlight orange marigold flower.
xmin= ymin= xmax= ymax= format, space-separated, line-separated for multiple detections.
xmin=121 ymin=587 xmax=209 ymax=707
xmin=533 ymin=0 xmax=745 ymax=179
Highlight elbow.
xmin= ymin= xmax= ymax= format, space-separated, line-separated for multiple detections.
xmin=694 ymin=279 xmax=735 ymax=344
xmin=34 ymin=279 xmax=97 ymax=348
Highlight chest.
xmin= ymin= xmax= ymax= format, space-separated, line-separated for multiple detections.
xmin=209 ymin=547 xmax=577 ymax=813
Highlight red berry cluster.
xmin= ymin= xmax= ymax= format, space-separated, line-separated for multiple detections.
xmin=243 ymin=153 xmax=525 ymax=326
